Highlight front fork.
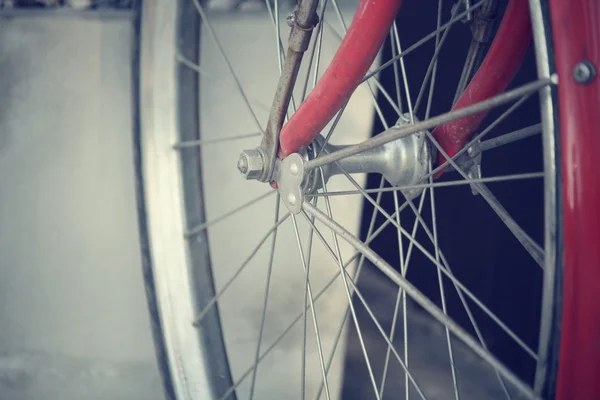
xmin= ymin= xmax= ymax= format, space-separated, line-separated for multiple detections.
xmin=238 ymin=0 xmax=531 ymax=186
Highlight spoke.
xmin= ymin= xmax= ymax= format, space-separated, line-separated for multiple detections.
xmin=318 ymin=172 xmax=381 ymax=400
xmin=306 ymin=77 xmax=555 ymax=171
xmin=425 ymin=0 xmax=444 ymax=120
xmin=428 ymin=160 xmax=461 ymax=400
xmin=264 ymin=0 xmax=298 ymax=114
xmin=361 ymin=0 xmax=487 ymax=84
xmin=452 ymin=38 xmax=480 ymax=106
xmin=427 ymin=92 xmax=535 ymax=179
xmin=331 ymin=0 xmax=402 ymax=117
xmin=301 ymin=211 xmax=427 ymax=400
xmin=327 ymin=164 xmax=539 ymax=359
xmin=192 ymin=210 xmax=290 ymax=326
xmin=392 ymin=22 xmax=415 ymax=125
xmin=173 ymin=132 xmax=262 ymax=148
xmin=191 ymin=0 xmax=264 ymax=133
xmin=399 ymin=191 xmax=538 ymax=361
xmin=478 ymin=123 xmax=542 ymax=152
xmin=308 ymin=172 xmax=544 ymax=197
xmin=380 ymin=190 xmax=427 ymax=399
xmin=248 ymin=195 xmax=281 ymax=400
xmin=291 ymin=215 xmax=332 ymax=400
xmin=263 ymin=0 xmax=285 ymax=73
xmin=219 ymin=202 xmax=413 ymax=400
xmin=301 ymin=197 xmax=319 ymax=400
xmin=330 ymin=0 xmax=393 ymax=129
xmin=382 ymin=29 xmax=417 ymax=398
xmin=176 ymin=53 xmax=270 ymax=113
xmin=399 ymin=181 xmax=515 ymax=399
xmin=313 ymin=176 xmax=388 ymax=400
xmin=185 ymin=190 xmax=275 ymax=237
xmin=300 ymin=0 xmax=328 ymax=102
xmin=426 ymin=130 xmax=545 ymax=268
xmin=303 ymin=202 xmax=536 ymax=399
xmin=390 ymin=27 xmax=404 ymax=115
xmin=412 ymin=4 xmax=457 ymax=114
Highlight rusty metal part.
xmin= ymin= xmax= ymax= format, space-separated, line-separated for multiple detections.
xmin=252 ymin=0 xmax=320 ymax=182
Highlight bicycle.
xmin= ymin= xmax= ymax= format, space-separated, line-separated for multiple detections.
xmin=135 ymin=0 xmax=600 ymax=398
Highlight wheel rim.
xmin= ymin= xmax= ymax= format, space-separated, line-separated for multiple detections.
xmin=138 ymin=0 xmax=560 ymax=399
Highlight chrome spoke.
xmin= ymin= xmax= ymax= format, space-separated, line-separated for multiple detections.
xmin=291 ymin=215 xmax=332 ymax=400
xmin=412 ymin=4 xmax=456 ymax=115
xmin=173 ymin=132 xmax=262 ymax=149
xmin=318 ymin=173 xmax=381 ymax=400
xmin=330 ymin=0 xmax=395 ymax=128
xmin=219 ymin=201 xmax=411 ymax=400
xmin=328 ymin=0 xmax=401 ymax=117
xmin=192 ymin=211 xmax=290 ymax=326
xmin=300 ymin=0 xmax=328 ymax=102
xmin=301 ymin=197 xmax=319 ymax=400
xmin=191 ymin=0 xmax=264 ymax=133
xmin=329 ymin=163 xmax=538 ymax=359
xmin=390 ymin=27 xmax=404 ymax=115
xmin=400 ymin=192 xmax=538 ymax=361
xmin=185 ymin=190 xmax=275 ymax=237
xmin=426 ymin=130 xmax=545 ymax=268
xmin=478 ymin=123 xmax=542 ymax=153
xmin=302 ymin=201 xmax=536 ymax=399
xmin=392 ymin=22 xmax=415 ymax=124
xmin=306 ymin=77 xmax=555 ymax=171
xmin=400 ymin=182 xmax=514 ymax=399
xmin=428 ymin=160 xmax=461 ymax=400
xmin=263 ymin=0 xmax=285 ymax=73
xmin=301 ymin=211 xmax=427 ymax=400
xmin=308 ymin=172 xmax=544 ymax=197
xmin=176 ymin=53 xmax=271 ymax=113
xmin=248 ymin=195 xmax=282 ymax=400
xmin=264 ymin=0 xmax=298 ymax=114
xmin=313 ymin=176 xmax=388 ymax=400
xmin=361 ymin=0 xmax=487 ymax=83
xmin=379 ymin=190 xmax=427 ymax=399
xmin=425 ymin=0 xmax=443 ymax=120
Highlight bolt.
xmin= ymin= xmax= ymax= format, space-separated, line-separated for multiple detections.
xmin=290 ymin=162 xmax=299 ymax=175
xmin=573 ymin=61 xmax=596 ymax=85
xmin=286 ymin=11 xmax=296 ymax=27
xmin=287 ymin=193 xmax=297 ymax=206
xmin=237 ymin=149 xmax=264 ymax=180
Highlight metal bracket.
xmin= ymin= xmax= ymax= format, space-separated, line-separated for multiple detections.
xmin=465 ymin=142 xmax=482 ymax=196
xmin=277 ymin=153 xmax=306 ymax=214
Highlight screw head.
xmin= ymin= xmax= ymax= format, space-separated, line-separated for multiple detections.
xmin=237 ymin=149 xmax=264 ymax=180
xmin=290 ymin=162 xmax=299 ymax=175
xmin=286 ymin=12 xmax=296 ymax=27
xmin=287 ymin=193 xmax=297 ymax=206
xmin=573 ymin=61 xmax=596 ymax=85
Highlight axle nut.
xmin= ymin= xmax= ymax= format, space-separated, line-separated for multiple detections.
xmin=238 ymin=149 xmax=264 ymax=180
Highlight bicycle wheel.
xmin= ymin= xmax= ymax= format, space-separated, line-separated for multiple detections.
xmin=134 ymin=0 xmax=600 ymax=399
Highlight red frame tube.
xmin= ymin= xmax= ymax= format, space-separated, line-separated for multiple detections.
xmin=550 ymin=0 xmax=600 ymax=399
xmin=278 ymin=0 xmax=403 ymax=157
xmin=432 ymin=0 xmax=531 ymax=170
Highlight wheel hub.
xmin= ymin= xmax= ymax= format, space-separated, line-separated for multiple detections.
xmin=270 ymin=114 xmax=432 ymax=214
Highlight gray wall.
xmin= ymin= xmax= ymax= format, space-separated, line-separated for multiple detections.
xmin=0 ymin=14 xmax=163 ymax=400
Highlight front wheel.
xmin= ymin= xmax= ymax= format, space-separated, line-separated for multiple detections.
xmin=134 ymin=0 xmax=600 ymax=399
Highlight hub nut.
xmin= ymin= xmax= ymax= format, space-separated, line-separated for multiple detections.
xmin=238 ymin=149 xmax=264 ymax=180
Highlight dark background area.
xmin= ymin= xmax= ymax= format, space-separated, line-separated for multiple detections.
xmin=344 ymin=0 xmax=545 ymax=397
